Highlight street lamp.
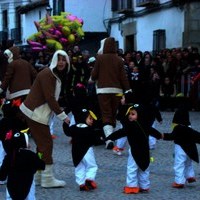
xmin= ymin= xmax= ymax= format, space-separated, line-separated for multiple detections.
xmin=46 ymin=5 xmax=52 ymax=16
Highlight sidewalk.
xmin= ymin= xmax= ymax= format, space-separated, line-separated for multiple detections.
xmin=0 ymin=111 xmax=200 ymax=200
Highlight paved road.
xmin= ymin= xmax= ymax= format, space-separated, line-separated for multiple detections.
xmin=0 ymin=111 xmax=200 ymax=200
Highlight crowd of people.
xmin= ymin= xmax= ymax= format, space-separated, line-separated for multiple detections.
xmin=17 ymin=43 xmax=200 ymax=112
xmin=0 ymin=37 xmax=200 ymax=198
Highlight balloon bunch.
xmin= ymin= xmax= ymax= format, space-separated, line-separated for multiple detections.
xmin=27 ymin=12 xmax=84 ymax=52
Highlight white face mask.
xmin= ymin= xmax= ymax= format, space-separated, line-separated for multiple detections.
xmin=4 ymin=49 xmax=13 ymax=63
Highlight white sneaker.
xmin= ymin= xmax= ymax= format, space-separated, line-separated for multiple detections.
xmin=0 ymin=180 xmax=7 ymax=185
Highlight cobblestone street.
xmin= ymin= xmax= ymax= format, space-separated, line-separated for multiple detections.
xmin=0 ymin=111 xmax=200 ymax=200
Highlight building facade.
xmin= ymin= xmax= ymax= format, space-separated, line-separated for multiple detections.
xmin=108 ymin=0 xmax=200 ymax=53
xmin=0 ymin=0 xmax=200 ymax=53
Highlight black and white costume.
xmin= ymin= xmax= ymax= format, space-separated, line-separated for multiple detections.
xmin=63 ymin=120 xmax=102 ymax=186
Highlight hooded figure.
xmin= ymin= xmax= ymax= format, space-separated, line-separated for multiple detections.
xmin=91 ymin=37 xmax=131 ymax=149
xmin=0 ymin=46 xmax=37 ymax=100
xmin=164 ymin=107 xmax=200 ymax=163
xmin=63 ymin=108 xmax=102 ymax=191
xmin=0 ymin=130 xmax=45 ymax=200
xmin=105 ymin=104 xmax=162 ymax=193
xmin=0 ymin=100 xmax=45 ymax=200
xmin=163 ymin=106 xmax=200 ymax=188
xmin=107 ymin=104 xmax=162 ymax=171
xmin=20 ymin=50 xmax=71 ymax=188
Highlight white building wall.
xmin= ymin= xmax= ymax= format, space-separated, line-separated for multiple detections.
xmin=64 ymin=0 xmax=112 ymax=32
xmin=21 ymin=8 xmax=47 ymax=44
xmin=110 ymin=6 xmax=184 ymax=52
xmin=110 ymin=23 xmax=123 ymax=49
xmin=136 ymin=7 xmax=184 ymax=51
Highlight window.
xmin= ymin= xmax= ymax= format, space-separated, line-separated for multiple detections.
xmin=136 ymin=0 xmax=159 ymax=7
xmin=153 ymin=29 xmax=166 ymax=55
xmin=53 ymin=0 xmax=65 ymax=15
xmin=2 ymin=10 xmax=8 ymax=30
xmin=112 ymin=0 xmax=133 ymax=12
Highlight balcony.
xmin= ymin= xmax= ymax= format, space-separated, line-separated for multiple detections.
xmin=136 ymin=0 xmax=159 ymax=7
xmin=112 ymin=0 xmax=133 ymax=14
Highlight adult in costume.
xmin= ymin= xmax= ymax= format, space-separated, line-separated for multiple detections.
xmin=20 ymin=50 xmax=70 ymax=188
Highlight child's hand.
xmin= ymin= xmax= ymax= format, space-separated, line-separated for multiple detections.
xmin=121 ymin=96 xmax=125 ymax=105
xmin=64 ymin=117 xmax=70 ymax=125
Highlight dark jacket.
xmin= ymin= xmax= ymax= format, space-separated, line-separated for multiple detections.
xmin=0 ymin=149 xmax=45 ymax=200
xmin=91 ymin=37 xmax=130 ymax=94
xmin=164 ymin=125 xmax=200 ymax=163
xmin=63 ymin=123 xmax=102 ymax=167
xmin=106 ymin=120 xmax=162 ymax=171
xmin=0 ymin=46 xmax=37 ymax=99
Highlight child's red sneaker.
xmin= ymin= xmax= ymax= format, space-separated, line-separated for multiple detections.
xmin=113 ymin=146 xmax=124 ymax=156
xmin=80 ymin=184 xmax=90 ymax=191
xmin=85 ymin=179 xmax=97 ymax=189
xmin=172 ymin=182 xmax=184 ymax=188
xmin=187 ymin=177 xmax=196 ymax=183
xmin=123 ymin=186 xmax=139 ymax=194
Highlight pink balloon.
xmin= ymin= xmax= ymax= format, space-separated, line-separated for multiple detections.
xmin=60 ymin=38 xmax=68 ymax=43
xmin=28 ymin=41 xmax=42 ymax=47
xmin=76 ymin=18 xmax=83 ymax=25
xmin=67 ymin=15 xmax=77 ymax=21
xmin=54 ymin=30 xmax=62 ymax=37
xmin=32 ymin=47 xmax=43 ymax=51
xmin=49 ymin=28 xmax=55 ymax=34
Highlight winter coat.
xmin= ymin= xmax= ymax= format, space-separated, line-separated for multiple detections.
xmin=0 ymin=46 xmax=37 ymax=99
xmin=20 ymin=50 xmax=70 ymax=125
xmin=63 ymin=123 xmax=102 ymax=167
xmin=164 ymin=125 xmax=200 ymax=163
xmin=106 ymin=120 xmax=162 ymax=171
xmin=91 ymin=37 xmax=130 ymax=94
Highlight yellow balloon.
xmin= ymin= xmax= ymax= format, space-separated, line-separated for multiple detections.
xmin=68 ymin=34 xmax=75 ymax=43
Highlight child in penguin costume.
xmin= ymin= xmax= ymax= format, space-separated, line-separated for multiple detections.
xmin=0 ymin=99 xmax=28 ymax=174
xmin=63 ymin=109 xmax=102 ymax=191
xmin=105 ymin=104 xmax=163 ymax=194
xmin=0 ymin=99 xmax=45 ymax=200
xmin=163 ymin=105 xmax=200 ymax=189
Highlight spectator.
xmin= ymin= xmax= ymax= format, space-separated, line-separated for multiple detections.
xmin=159 ymin=76 xmax=177 ymax=111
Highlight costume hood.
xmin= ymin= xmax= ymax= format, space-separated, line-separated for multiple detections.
xmin=172 ymin=107 xmax=191 ymax=126
xmin=97 ymin=38 xmax=107 ymax=54
xmin=4 ymin=46 xmax=20 ymax=63
xmin=49 ymin=50 xmax=70 ymax=73
xmin=102 ymin=37 xmax=117 ymax=54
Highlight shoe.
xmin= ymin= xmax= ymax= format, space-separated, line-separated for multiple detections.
xmin=51 ymin=134 xmax=57 ymax=139
xmin=41 ymin=165 xmax=66 ymax=188
xmin=139 ymin=188 xmax=149 ymax=193
xmin=113 ymin=146 xmax=123 ymax=155
xmin=85 ymin=179 xmax=97 ymax=189
xmin=106 ymin=140 xmax=114 ymax=149
xmin=0 ymin=180 xmax=7 ymax=185
xmin=80 ymin=184 xmax=90 ymax=191
xmin=123 ymin=186 xmax=139 ymax=194
xmin=172 ymin=182 xmax=184 ymax=188
xmin=187 ymin=177 xmax=196 ymax=183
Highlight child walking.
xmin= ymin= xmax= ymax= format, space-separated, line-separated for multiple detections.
xmin=0 ymin=100 xmax=45 ymax=200
xmin=163 ymin=105 xmax=200 ymax=188
xmin=106 ymin=104 xmax=163 ymax=194
xmin=63 ymin=109 xmax=102 ymax=191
